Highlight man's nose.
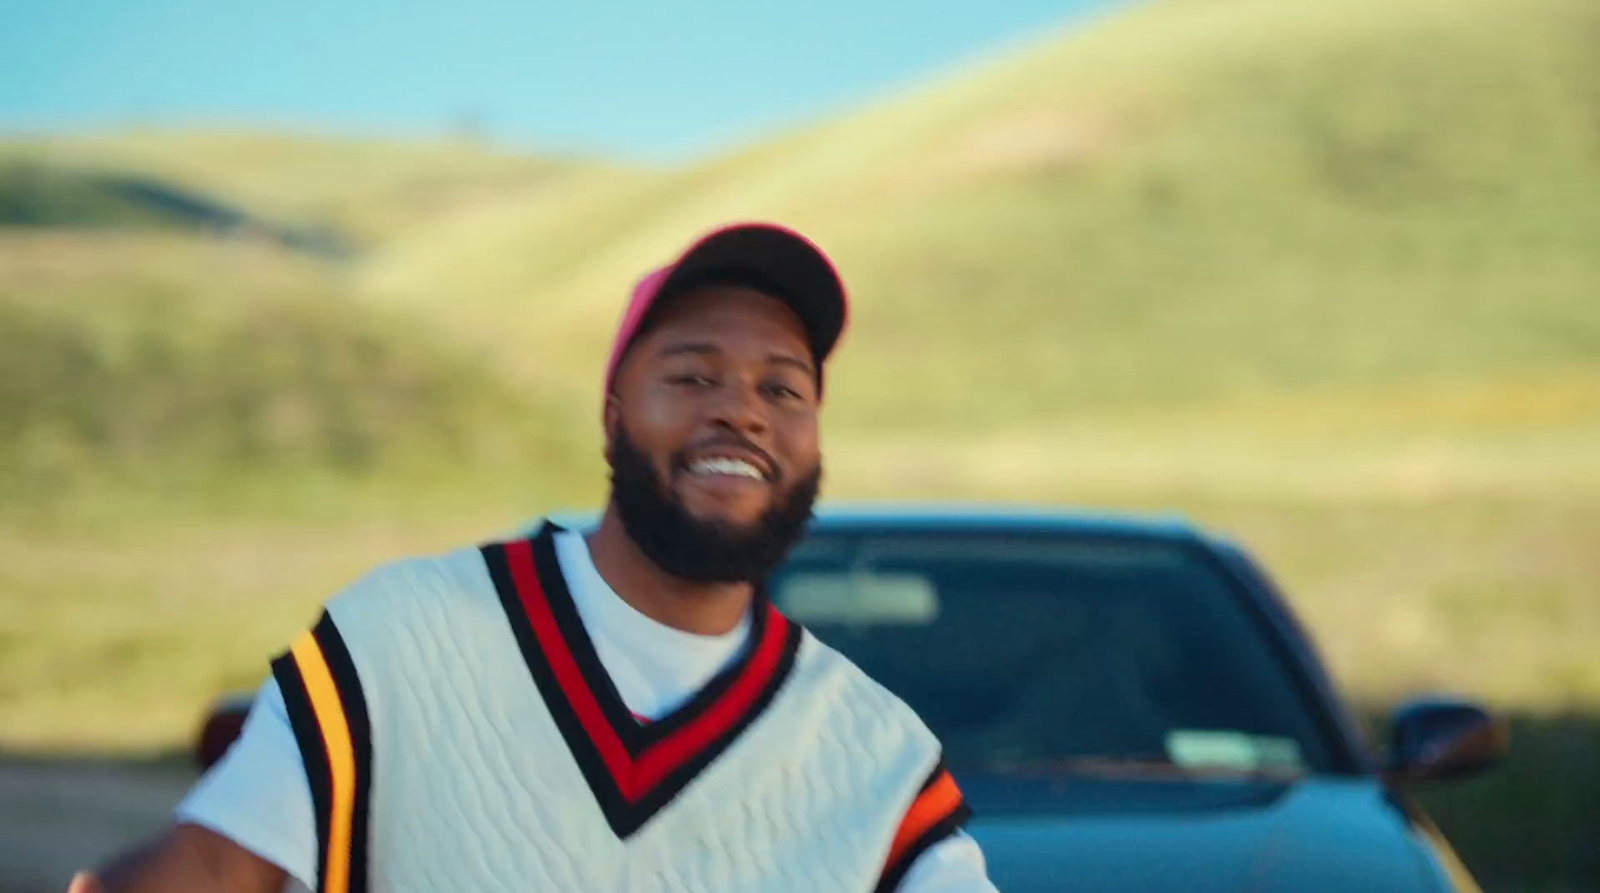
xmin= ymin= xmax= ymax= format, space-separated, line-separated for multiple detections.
xmin=707 ymin=376 xmax=769 ymax=436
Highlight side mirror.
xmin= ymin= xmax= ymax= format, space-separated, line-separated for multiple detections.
xmin=1384 ymin=697 xmax=1508 ymax=784
xmin=193 ymin=693 xmax=254 ymax=771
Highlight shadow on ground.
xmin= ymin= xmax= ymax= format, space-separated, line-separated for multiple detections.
xmin=1 ymin=713 xmax=1595 ymax=893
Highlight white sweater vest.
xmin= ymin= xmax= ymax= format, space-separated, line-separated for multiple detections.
xmin=269 ymin=523 xmax=968 ymax=893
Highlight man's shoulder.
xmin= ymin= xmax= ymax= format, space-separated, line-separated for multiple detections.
xmin=323 ymin=539 xmax=501 ymax=627
xmin=341 ymin=542 xmax=489 ymax=595
xmin=340 ymin=516 xmax=553 ymax=594
xmin=790 ymin=629 xmax=937 ymax=746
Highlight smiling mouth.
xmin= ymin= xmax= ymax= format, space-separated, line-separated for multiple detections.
xmin=685 ymin=456 xmax=768 ymax=481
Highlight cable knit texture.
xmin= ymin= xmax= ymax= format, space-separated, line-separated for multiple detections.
xmin=322 ymin=547 xmax=942 ymax=893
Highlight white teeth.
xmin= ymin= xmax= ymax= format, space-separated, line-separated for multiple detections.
xmin=689 ymin=457 xmax=764 ymax=479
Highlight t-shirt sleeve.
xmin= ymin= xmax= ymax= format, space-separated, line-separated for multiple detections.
xmin=878 ymin=758 xmax=993 ymax=892
xmin=900 ymin=832 xmax=999 ymax=893
xmin=174 ymin=677 xmax=318 ymax=891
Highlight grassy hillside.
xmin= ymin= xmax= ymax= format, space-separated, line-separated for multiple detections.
xmin=0 ymin=161 xmax=354 ymax=260
xmin=0 ymin=0 xmax=1590 ymax=730
xmin=0 ymin=231 xmax=593 ymax=522
xmin=368 ymin=0 xmax=1600 ymax=433
xmin=2 ymin=131 xmax=609 ymax=246
xmin=0 ymin=163 xmax=193 ymax=230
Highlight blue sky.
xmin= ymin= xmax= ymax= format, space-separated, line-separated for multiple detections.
xmin=1 ymin=0 xmax=1111 ymax=161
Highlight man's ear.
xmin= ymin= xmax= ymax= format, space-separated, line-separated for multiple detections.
xmin=602 ymin=394 xmax=622 ymax=464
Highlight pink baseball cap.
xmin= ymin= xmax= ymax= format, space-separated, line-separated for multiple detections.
xmin=603 ymin=222 xmax=849 ymax=398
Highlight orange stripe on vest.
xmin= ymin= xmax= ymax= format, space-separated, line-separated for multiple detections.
xmin=885 ymin=769 xmax=964 ymax=872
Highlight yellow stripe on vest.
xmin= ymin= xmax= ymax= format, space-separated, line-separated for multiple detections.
xmin=292 ymin=631 xmax=358 ymax=893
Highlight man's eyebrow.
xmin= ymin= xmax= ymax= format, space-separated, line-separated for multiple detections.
xmin=655 ymin=342 xmax=814 ymax=375
xmin=656 ymin=342 xmax=719 ymax=359
xmin=769 ymin=354 xmax=815 ymax=375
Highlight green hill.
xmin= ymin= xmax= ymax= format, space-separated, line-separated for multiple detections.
xmin=2 ymin=131 xmax=608 ymax=246
xmin=0 ymin=231 xmax=590 ymax=518
xmin=0 ymin=162 xmax=193 ymax=230
xmin=16 ymin=0 xmax=1595 ymax=503
xmin=365 ymin=0 xmax=1600 ymax=450
xmin=0 ymin=160 xmax=351 ymax=258
xmin=0 ymin=133 xmax=611 ymax=516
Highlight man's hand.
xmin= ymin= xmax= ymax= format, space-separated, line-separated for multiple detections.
xmin=64 ymin=823 xmax=287 ymax=893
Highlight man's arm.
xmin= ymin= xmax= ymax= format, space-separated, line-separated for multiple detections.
xmin=884 ymin=761 xmax=998 ymax=893
xmin=67 ymin=823 xmax=286 ymax=893
xmin=901 ymin=833 xmax=1000 ymax=893
xmin=70 ymin=678 xmax=318 ymax=893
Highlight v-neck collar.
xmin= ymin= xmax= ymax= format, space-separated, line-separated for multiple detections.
xmin=481 ymin=522 xmax=804 ymax=838
xmin=552 ymin=528 xmax=752 ymax=715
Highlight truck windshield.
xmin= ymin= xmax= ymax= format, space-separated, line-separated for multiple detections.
xmin=770 ymin=532 xmax=1340 ymax=776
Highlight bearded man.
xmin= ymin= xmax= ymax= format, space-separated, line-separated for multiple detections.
xmin=72 ymin=223 xmax=998 ymax=893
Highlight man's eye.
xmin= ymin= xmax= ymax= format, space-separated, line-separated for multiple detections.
xmin=669 ymin=374 xmax=715 ymax=388
xmin=763 ymin=382 xmax=802 ymax=400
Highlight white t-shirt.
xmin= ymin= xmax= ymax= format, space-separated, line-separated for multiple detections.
xmin=178 ymin=530 xmax=995 ymax=893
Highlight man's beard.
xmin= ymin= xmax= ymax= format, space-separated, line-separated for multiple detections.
xmin=607 ymin=424 xmax=821 ymax=584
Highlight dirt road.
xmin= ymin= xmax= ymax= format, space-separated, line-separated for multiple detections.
xmin=0 ymin=755 xmax=194 ymax=893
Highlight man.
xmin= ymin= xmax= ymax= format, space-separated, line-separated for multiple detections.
xmin=71 ymin=222 xmax=999 ymax=893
